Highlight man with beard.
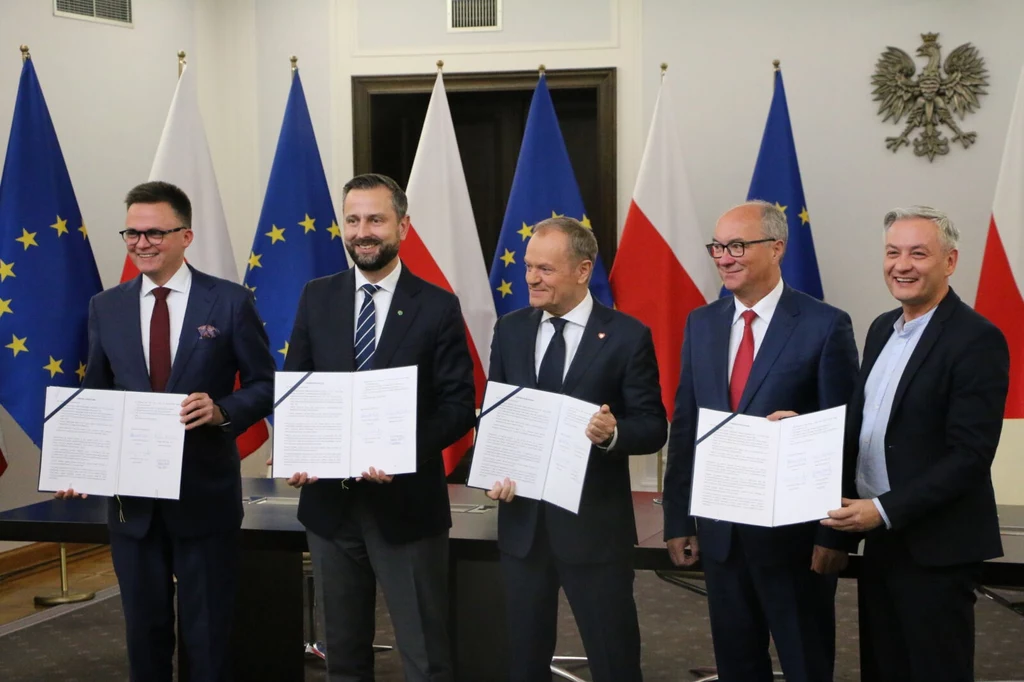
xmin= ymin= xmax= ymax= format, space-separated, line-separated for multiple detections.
xmin=283 ymin=173 xmax=476 ymax=681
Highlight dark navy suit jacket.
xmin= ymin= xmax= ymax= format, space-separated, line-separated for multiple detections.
xmin=664 ymin=284 xmax=860 ymax=564
xmin=488 ymin=301 xmax=667 ymax=564
xmin=286 ymin=265 xmax=477 ymax=545
xmin=83 ymin=266 xmax=275 ymax=539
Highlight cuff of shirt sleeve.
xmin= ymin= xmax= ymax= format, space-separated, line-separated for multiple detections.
xmin=597 ymin=426 xmax=618 ymax=451
xmin=872 ymin=497 xmax=892 ymax=529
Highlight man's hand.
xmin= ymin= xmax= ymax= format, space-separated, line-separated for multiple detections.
xmin=485 ymin=477 xmax=516 ymax=503
xmin=180 ymin=393 xmax=223 ymax=430
xmin=810 ymin=545 xmax=849 ymax=574
xmin=54 ymin=489 xmax=86 ymax=500
xmin=586 ymin=404 xmax=616 ymax=445
xmin=667 ymin=536 xmax=700 ymax=567
xmin=766 ymin=410 xmax=799 ymax=421
xmin=358 ymin=467 xmax=393 ymax=484
xmin=821 ymin=498 xmax=884 ymax=533
xmin=287 ymin=472 xmax=318 ymax=488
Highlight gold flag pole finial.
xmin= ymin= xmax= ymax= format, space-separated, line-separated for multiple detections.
xmin=773 ymin=59 xmax=781 ymax=72
xmin=178 ymin=50 xmax=187 ymax=78
xmin=20 ymin=45 xmax=30 ymax=62
xmin=660 ymin=62 xmax=668 ymax=82
xmin=436 ymin=59 xmax=444 ymax=72
xmin=538 ymin=64 xmax=546 ymax=76
xmin=290 ymin=55 xmax=298 ymax=74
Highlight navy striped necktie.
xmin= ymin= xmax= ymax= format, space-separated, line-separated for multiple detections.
xmin=354 ymin=283 xmax=381 ymax=371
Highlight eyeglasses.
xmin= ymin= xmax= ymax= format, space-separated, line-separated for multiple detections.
xmin=705 ymin=238 xmax=776 ymax=259
xmin=119 ymin=227 xmax=188 ymax=245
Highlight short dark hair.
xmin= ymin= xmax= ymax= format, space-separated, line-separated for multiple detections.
xmin=341 ymin=173 xmax=408 ymax=219
xmin=124 ymin=181 xmax=192 ymax=229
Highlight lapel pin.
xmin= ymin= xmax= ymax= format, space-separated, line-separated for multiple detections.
xmin=397 ymin=310 xmax=404 ymax=316
xmin=598 ymin=332 xmax=606 ymax=340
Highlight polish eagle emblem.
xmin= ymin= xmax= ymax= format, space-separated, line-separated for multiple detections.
xmin=872 ymin=33 xmax=988 ymax=161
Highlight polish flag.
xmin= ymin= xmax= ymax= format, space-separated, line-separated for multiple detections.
xmin=122 ymin=63 xmax=269 ymax=456
xmin=404 ymin=72 xmax=496 ymax=474
xmin=976 ymin=65 xmax=1024 ymax=419
xmin=609 ymin=73 xmax=719 ymax=417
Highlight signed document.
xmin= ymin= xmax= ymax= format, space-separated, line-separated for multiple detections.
xmin=272 ymin=366 xmax=418 ymax=479
xmin=468 ymin=381 xmax=597 ymax=514
xmin=38 ymin=387 xmax=187 ymax=499
xmin=689 ymin=405 xmax=846 ymax=527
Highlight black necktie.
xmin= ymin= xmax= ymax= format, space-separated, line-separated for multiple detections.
xmin=537 ymin=317 xmax=568 ymax=393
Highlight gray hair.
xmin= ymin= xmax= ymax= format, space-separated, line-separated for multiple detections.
xmin=737 ymin=200 xmax=788 ymax=244
xmin=533 ymin=216 xmax=599 ymax=265
xmin=883 ymin=206 xmax=959 ymax=251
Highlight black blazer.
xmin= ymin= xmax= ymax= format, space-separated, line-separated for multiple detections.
xmin=847 ymin=288 xmax=1008 ymax=566
xmin=84 ymin=267 xmax=276 ymax=539
xmin=286 ymin=265 xmax=476 ymax=544
xmin=488 ymin=301 xmax=667 ymax=564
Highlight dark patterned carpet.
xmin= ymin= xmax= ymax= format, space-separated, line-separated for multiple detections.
xmin=0 ymin=574 xmax=1021 ymax=681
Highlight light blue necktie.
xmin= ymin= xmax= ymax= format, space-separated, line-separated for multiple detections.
xmin=354 ymin=283 xmax=381 ymax=371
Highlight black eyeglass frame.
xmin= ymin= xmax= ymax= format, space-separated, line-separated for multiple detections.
xmin=119 ymin=227 xmax=189 ymax=244
xmin=705 ymin=238 xmax=777 ymax=259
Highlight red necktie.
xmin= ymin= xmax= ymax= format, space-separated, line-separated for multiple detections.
xmin=150 ymin=287 xmax=171 ymax=392
xmin=729 ymin=309 xmax=757 ymax=411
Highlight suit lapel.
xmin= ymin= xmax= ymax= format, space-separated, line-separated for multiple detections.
xmin=709 ymin=301 xmax=734 ymax=410
xmin=887 ymin=289 xmax=958 ymax=422
xmin=562 ymin=302 xmax=614 ymax=394
xmin=372 ymin=267 xmax=421 ymax=369
xmin=166 ymin=269 xmax=216 ymax=392
xmin=737 ymin=287 xmax=799 ymax=412
xmin=121 ymin=277 xmax=149 ymax=388
xmin=331 ymin=271 xmax=356 ymax=371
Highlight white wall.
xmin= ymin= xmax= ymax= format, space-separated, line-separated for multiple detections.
xmin=0 ymin=0 xmax=1021 ymax=513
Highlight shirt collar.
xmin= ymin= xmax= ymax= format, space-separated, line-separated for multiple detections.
xmin=355 ymin=259 xmax=403 ymax=294
xmin=541 ymin=290 xmax=593 ymax=329
xmin=894 ymin=304 xmax=938 ymax=336
xmin=732 ymin=277 xmax=784 ymax=325
xmin=141 ymin=262 xmax=191 ymax=297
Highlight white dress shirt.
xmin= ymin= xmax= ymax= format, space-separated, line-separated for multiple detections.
xmin=140 ymin=262 xmax=192 ymax=373
xmin=353 ymin=261 xmax=403 ymax=347
xmin=534 ymin=291 xmax=593 ymax=380
xmin=727 ymin=277 xmax=784 ymax=381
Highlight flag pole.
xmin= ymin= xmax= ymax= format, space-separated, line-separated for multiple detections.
xmin=178 ymin=50 xmax=186 ymax=78
xmin=656 ymin=60 xmax=668 ymax=495
xmin=25 ymin=43 xmax=95 ymax=605
xmin=291 ymin=54 xmax=298 ymax=76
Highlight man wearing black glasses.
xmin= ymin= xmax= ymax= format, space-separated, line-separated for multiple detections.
xmin=56 ymin=181 xmax=275 ymax=682
xmin=663 ymin=200 xmax=859 ymax=682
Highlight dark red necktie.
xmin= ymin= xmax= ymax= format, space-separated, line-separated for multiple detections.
xmin=729 ymin=309 xmax=757 ymax=411
xmin=150 ymin=287 xmax=171 ymax=392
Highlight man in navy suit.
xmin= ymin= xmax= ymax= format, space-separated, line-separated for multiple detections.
xmin=284 ymin=173 xmax=476 ymax=682
xmin=57 ymin=181 xmax=275 ymax=681
xmin=663 ymin=201 xmax=859 ymax=682
xmin=486 ymin=216 xmax=667 ymax=682
xmin=822 ymin=207 xmax=1009 ymax=681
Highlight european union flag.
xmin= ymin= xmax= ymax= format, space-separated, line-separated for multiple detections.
xmin=243 ymin=70 xmax=348 ymax=369
xmin=745 ymin=67 xmax=823 ymax=299
xmin=489 ymin=75 xmax=613 ymax=314
xmin=0 ymin=57 xmax=103 ymax=447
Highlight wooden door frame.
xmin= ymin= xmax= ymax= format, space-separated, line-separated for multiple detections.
xmin=351 ymin=67 xmax=617 ymax=263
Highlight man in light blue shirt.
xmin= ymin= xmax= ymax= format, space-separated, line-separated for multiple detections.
xmin=823 ymin=206 xmax=1009 ymax=682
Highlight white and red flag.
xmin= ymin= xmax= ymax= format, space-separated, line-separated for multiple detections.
xmin=976 ymin=65 xmax=1024 ymax=419
xmin=610 ymin=73 xmax=719 ymax=417
xmin=122 ymin=63 xmax=268 ymax=457
xmin=404 ymin=72 xmax=496 ymax=474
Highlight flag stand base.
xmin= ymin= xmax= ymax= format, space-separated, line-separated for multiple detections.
xmin=33 ymin=543 xmax=95 ymax=606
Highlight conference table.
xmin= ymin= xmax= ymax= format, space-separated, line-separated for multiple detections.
xmin=0 ymin=480 xmax=1021 ymax=681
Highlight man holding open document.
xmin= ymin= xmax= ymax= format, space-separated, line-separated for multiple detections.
xmin=282 ymin=173 xmax=475 ymax=682
xmin=482 ymin=217 xmax=666 ymax=682
xmin=663 ymin=201 xmax=859 ymax=682
xmin=55 ymin=181 xmax=276 ymax=681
